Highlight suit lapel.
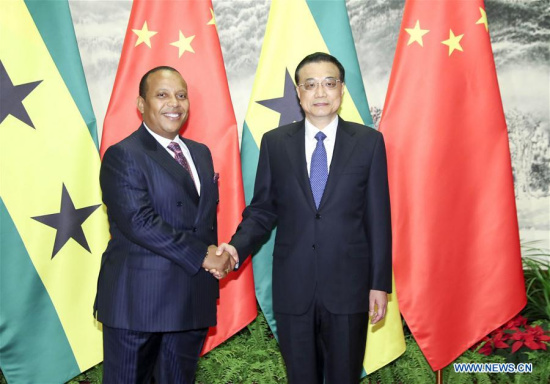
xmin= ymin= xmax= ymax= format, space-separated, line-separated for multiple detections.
xmin=136 ymin=126 xmax=199 ymax=204
xmin=318 ymin=118 xmax=358 ymax=208
xmin=285 ymin=121 xmax=317 ymax=211
xmin=183 ymin=138 xmax=216 ymax=225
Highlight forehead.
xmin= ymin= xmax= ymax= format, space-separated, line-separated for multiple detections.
xmin=298 ymin=61 xmax=340 ymax=81
xmin=146 ymin=70 xmax=187 ymax=91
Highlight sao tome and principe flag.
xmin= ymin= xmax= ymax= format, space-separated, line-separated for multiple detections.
xmin=242 ymin=0 xmax=406 ymax=374
xmin=100 ymin=0 xmax=257 ymax=354
xmin=380 ymin=0 xmax=526 ymax=371
xmin=0 ymin=0 xmax=109 ymax=383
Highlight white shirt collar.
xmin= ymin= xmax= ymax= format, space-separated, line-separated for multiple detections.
xmin=304 ymin=115 xmax=338 ymax=142
xmin=143 ymin=122 xmax=183 ymax=149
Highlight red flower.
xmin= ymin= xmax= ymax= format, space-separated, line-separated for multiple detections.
xmin=503 ymin=315 xmax=528 ymax=330
xmin=493 ymin=331 xmax=511 ymax=349
xmin=478 ymin=342 xmax=493 ymax=356
xmin=472 ymin=315 xmax=550 ymax=356
xmin=507 ymin=323 xmax=550 ymax=353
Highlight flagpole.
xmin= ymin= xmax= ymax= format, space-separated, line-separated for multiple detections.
xmin=436 ymin=369 xmax=443 ymax=384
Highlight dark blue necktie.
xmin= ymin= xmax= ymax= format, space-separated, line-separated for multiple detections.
xmin=310 ymin=131 xmax=328 ymax=209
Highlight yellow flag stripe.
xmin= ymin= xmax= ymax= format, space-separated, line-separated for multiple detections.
xmin=0 ymin=0 xmax=109 ymax=369
xmin=245 ymin=0 xmax=363 ymax=146
xmin=364 ymin=275 xmax=406 ymax=373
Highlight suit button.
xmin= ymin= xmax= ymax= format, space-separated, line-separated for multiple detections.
xmin=315 ymin=214 xmax=321 ymax=219
xmin=216 ymin=199 xmax=220 ymax=204
xmin=193 ymin=227 xmax=197 ymax=232
xmin=176 ymin=201 xmax=183 ymax=207
xmin=210 ymin=226 xmax=215 ymax=231
xmin=312 ymin=244 xmax=316 ymax=250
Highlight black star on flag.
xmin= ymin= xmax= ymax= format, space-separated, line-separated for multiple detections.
xmin=0 ymin=60 xmax=42 ymax=128
xmin=32 ymin=184 xmax=101 ymax=258
xmin=257 ymin=69 xmax=304 ymax=127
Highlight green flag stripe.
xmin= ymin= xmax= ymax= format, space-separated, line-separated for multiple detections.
xmin=0 ymin=199 xmax=79 ymax=384
xmin=306 ymin=0 xmax=373 ymax=126
xmin=24 ymin=0 xmax=99 ymax=148
xmin=241 ymin=123 xmax=260 ymax=205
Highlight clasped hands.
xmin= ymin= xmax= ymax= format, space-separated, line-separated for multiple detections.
xmin=202 ymin=243 xmax=239 ymax=280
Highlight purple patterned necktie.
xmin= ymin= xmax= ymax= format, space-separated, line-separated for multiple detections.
xmin=310 ymin=131 xmax=328 ymax=209
xmin=167 ymin=141 xmax=195 ymax=183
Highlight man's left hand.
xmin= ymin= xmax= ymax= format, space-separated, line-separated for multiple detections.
xmin=369 ymin=289 xmax=388 ymax=325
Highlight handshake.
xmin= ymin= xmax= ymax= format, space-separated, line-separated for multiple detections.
xmin=202 ymin=243 xmax=239 ymax=280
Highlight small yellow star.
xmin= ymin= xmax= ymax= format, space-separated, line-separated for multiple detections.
xmin=405 ymin=20 xmax=430 ymax=47
xmin=170 ymin=31 xmax=195 ymax=58
xmin=476 ymin=7 xmax=489 ymax=32
xmin=132 ymin=21 xmax=158 ymax=48
xmin=207 ymin=8 xmax=216 ymax=26
xmin=442 ymin=29 xmax=464 ymax=56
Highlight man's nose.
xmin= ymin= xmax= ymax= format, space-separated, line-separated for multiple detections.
xmin=167 ymin=95 xmax=179 ymax=106
xmin=314 ymin=84 xmax=326 ymax=97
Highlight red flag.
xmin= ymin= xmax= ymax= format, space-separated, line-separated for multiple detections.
xmin=380 ymin=0 xmax=526 ymax=370
xmin=101 ymin=0 xmax=256 ymax=353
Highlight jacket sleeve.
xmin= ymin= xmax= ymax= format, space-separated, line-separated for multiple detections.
xmin=230 ymin=134 xmax=278 ymax=261
xmin=365 ymin=133 xmax=393 ymax=293
xmin=100 ymin=145 xmax=207 ymax=275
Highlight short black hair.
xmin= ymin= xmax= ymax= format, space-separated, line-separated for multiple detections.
xmin=294 ymin=52 xmax=345 ymax=84
xmin=139 ymin=66 xmax=180 ymax=99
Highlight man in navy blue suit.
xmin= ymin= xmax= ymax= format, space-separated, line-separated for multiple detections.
xmin=218 ymin=53 xmax=393 ymax=383
xmin=95 ymin=66 xmax=234 ymax=383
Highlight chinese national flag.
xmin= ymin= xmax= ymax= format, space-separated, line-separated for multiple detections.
xmin=379 ymin=0 xmax=526 ymax=370
xmin=100 ymin=0 xmax=256 ymax=353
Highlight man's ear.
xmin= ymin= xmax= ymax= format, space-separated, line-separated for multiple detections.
xmin=137 ymin=96 xmax=145 ymax=114
xmin=295 ymin=86 xmax=301 ymax=101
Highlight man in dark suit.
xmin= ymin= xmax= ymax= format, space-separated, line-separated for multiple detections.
xmin=217 ymin=53 xmax=392 ymax=383
xmin=95 ymin=66 xmax=234 ymax=384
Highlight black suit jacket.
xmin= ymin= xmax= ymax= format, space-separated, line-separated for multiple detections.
xmin=231 ymin=118 xmax=392 ymax=315
xmin=95 ymin=125 xmax=219 ymax=332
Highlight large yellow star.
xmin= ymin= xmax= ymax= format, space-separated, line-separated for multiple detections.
xmin=207 ymin=8 xmax=216 ymax=26
xmin=405 ymin=20 xmax=429 ymax=47
xmin=132 ymin=21 xmax=157 ymax=48
xmin=170 ymin=31 xmax=195 ymax=58
xmin=442 ymin=29 xmax=464 ymax=56
xmin=476 ymin=7 xmax=489 ymax=32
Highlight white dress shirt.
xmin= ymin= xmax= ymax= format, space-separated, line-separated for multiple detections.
xmin=305 ymin=116 xmax=338 ymax=176
xmin=144 ymin=123 xmax=201 ymax=195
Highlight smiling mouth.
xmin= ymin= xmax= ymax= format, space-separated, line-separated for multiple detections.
xmin=163 ymin=112 xmax=183 ymax=119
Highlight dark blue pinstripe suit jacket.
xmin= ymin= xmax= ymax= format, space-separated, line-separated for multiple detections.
xmin=95 ymin=125 xmax=219 ymax=332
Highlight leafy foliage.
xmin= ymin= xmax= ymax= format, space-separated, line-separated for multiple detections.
xmin=361 ymin=332 xmax=550 ymax=384
xmin=195 ymin=310 xmax=287 ymax=384
xmin=1 ymin=311 xmax=549 ymax=384
xmin=67 ymin=364 xmax=102 ymax=384
xmin=362 ymin=334 xmax=435 ymax=383
xmin=521 ymin=243 xmax=550 ymax=322
xmin=471 ymin=315 xmax=550 ymax=362
xmin=2 ymin=246 xmax=549 ymax=383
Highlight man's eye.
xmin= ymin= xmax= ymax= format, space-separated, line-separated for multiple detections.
xmin=177 ymin=94 xmax=187 ymax=99
xmin=158 ymin=93 xmax=165 ymax=97
xmin=305 ymin=82 xmax=316 ymax=90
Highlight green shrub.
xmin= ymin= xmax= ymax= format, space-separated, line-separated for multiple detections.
xmin=2 ymin=243 xmax=549 ymax=384
xmin=195 ymin=310 xmax=286 ymax=384
xmin=521 ymin=243 xmax=550 ymax=322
